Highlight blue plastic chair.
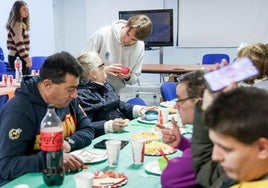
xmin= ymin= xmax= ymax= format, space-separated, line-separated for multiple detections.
xmin=202 ymin=53 xmax=230 ymax=64
xmin=0 ymin=47 xmax=13 ymax=72
xmin=0 ymin=61 xmax=7 ymax=81
xmin=31 ymin=56 xmax=47 ymax=71
xmin=126 ymin=97 xmax=147 ymax=106
xmin=160 ymin=81 xmax=177 ymax=101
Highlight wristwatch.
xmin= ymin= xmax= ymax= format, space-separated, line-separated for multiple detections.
xmin=65 ymin=137 xmax=75 ymax=150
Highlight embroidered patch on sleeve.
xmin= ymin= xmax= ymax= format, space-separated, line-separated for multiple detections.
xmin=9 ymin=128 xmax=22 ymax=140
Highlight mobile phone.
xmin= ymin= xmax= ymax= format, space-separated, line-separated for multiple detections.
xmin=93 ymin=139 xmax=129 ymax=150
xmin=204 ymin=57 xmax=259 ymax=92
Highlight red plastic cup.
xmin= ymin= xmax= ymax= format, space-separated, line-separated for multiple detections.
xmin=121 ymin=67 xmax=130 ymax=74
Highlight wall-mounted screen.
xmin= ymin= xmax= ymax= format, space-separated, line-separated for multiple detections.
xmin=119 ymin=9 xmax=173 ymax=49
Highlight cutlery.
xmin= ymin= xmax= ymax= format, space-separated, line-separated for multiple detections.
xmin=158 ymin=148 xmax=169 ymax=162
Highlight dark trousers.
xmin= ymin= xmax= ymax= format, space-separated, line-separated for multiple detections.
xmin=8 ymin=55 xmax=30 ymax=75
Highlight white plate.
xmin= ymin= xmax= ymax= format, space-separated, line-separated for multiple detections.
xmin=71 ymin=149 xmax=107 ymax=163
xmin=145 ymin=160 xmax=162 ymax=175
xmin=159 ymin=101 xmax=176 ymax=108
xmin=137 ymin=117 xmax=157 ymax=125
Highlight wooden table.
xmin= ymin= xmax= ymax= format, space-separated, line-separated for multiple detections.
xmin=142 ymin=64 xmax=214 ymax=74
xmin=142 ymin=64 xmax=214 ymax=82
xmin=0 ymin=85 xmax=18 ymax=99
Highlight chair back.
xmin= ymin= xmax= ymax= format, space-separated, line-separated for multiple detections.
xmin=202 ymin=53 xmax=230 ymax=64
xmin=31 ymin=56 xmax=47 ymax=71
xmin=0 ymin=47 xmax=4 ymax=61
xmin=0 ymin=94 xmax=8 ymax=110
xmin=126 ymin=97 xmax=147 ymax=106
xmin=160 ymin=81 xmax=177 ymax=101
xmin=0 ymin=61 xmax=7 ymax=81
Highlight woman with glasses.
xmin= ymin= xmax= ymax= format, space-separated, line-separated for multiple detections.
xmin=77 ymin=51 xmax=157 ymax=138
xmin=156 ymin=70 xmax=206 ymax=188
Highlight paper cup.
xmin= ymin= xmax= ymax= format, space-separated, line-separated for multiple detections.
xmin=105 ymin=140 xmax=121 ymax=167
xmin=131 ymin=139 xmax=145 ymax=164
xmin=1 ymin=74 xmax=7 ymax=86
xmin=159 ymin=108 xmax=169 ymax=125
xmin=74 ymin=171 xmax=94 ymax=188
xmin=7 ymin=75 xmax=13 ymax=86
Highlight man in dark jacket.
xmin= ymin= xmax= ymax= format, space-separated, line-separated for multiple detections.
xmin=0 ymin=51 xmax=95 ymax=186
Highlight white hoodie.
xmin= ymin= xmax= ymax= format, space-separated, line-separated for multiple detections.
xmin=87 ymin=20 xmax=145 ymax=94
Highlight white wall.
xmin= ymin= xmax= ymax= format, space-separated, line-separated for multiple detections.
xmin=178 ymin=0 xmax=268 ymax=47
xmin=1 ymin=0 xmax=241 ymax=84
xmin=0 ymin=0 xmax=55 ymax=59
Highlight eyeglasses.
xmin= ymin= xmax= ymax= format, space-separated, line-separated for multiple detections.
xmin=175 ymin=96 xmax=197 ymax=104
xmin=97 ymin=63 xmax=105 ymax=68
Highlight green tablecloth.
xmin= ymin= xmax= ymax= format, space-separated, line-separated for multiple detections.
xmin=4 ymin=119 xmax=192 ymax=188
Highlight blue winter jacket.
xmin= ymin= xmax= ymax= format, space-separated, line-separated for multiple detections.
xmin=0 ymin=76 xmax=95 ymax=186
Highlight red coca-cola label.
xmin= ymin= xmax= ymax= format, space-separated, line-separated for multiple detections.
xmin=40 ymin=128 xmax=63 ymax=152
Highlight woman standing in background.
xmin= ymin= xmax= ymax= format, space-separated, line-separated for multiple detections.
xmin=6 ymin=0 xmax=32 ymax=75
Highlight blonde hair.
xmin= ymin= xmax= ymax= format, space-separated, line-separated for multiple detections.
xmin=77 ymin=51 xmax=102 ymax=83
xmin=127 ymin=15 xmax=152 ymax=40
xmin=237 ymin=42 xmax=268 ymax=80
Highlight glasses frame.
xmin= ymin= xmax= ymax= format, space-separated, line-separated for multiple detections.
xmin=175 ymin=96 xmax=197 ymax=104
xmin=97 ymin=63 xmax=105 ymax=68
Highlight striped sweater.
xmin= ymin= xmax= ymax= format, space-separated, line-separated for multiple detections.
xmin=7 ymin=21 xmax=30 ymax=60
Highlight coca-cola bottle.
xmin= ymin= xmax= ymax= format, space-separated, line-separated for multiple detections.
xmin=14 ymin=57 xmax=22 ymax=83
xmin=40 ymin=104 xmax=64 ymax=186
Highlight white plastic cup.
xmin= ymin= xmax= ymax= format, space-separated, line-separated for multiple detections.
xmin=7 ymin=75 xmax=13 ymax=86
xmin=159 ymin=108 xmax=169 ymax=125
xmin=74 ymin=171 xmax=94 ymax=188
xmin=105 ymin=140 xmax=121 ymax=167
xmin=131 ymin=139 xmax=145 ymax=164
xmin=2 ymin=74 xmax=7 ymax=86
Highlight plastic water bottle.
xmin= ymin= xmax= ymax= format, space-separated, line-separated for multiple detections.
xmin=14 ymin=57 xmax=22 ymax=83
xmin=40 ymin=104 xmax=64 ymax=186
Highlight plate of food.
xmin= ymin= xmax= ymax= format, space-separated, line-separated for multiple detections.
xmin=131 ymin=131 xmax=162 ymax=142
xmin=159 ymin=101 xmax=176 ymax=108
xmin=137 ymin=117 xmax=157 ymax=125
xmin=145 ymin=140 xmax=176 ymax=156
xmin=93 ymin=170 xmax=128 ymax=188
xmin=145 ymin=160 xmax=162 ymax=175
xmin=144 ymin=111 xmax=158 ymax=121
xmin=71 ymin=149 xmax=107 ymax=164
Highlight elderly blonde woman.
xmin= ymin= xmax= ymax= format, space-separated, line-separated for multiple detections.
xmin=77 ymin=51 xmax=157 ymax=138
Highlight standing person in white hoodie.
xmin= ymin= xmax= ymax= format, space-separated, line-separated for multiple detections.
xmin=87 ymin=15 xmax=152 ymax=95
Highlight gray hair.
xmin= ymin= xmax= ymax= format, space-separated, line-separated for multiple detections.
xmin=77 ymin=51 xmax=102 ymax=83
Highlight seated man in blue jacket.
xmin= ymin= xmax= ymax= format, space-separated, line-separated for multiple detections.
xmin=77 ymin=51 xmax=157 ymax=137
xmin=0 ymin=51 xmax=95 ymax=186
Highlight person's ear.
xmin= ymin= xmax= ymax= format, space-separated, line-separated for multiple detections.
xmin=42 ymin=79 xmax=53 ymax=89
xmin=256 ymin=138 xmax=268 ymax=159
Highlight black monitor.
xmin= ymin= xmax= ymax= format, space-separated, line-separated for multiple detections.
xmin=119 ymin=9 xmax=174 ymax=50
